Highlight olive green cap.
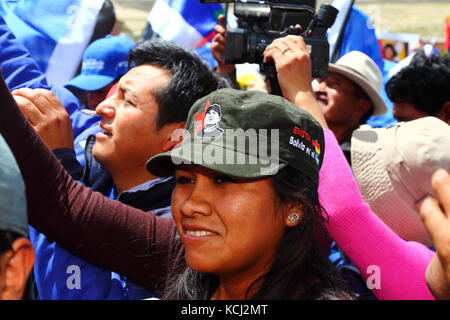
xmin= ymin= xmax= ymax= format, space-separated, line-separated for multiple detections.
xmin=146 ymin=88 xmax=325 ymax=188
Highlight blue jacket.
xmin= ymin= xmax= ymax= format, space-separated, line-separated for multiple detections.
xmin=0 ymin=16 xmax=166 ymax=299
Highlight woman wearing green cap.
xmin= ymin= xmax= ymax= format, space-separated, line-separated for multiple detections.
xmin=0 ymin=35 xmax=435 ymax=300
xmin=145 ymin=86 xmax=350 ymax=299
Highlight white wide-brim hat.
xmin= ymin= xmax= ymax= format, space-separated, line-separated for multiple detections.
xmin=329 ymin=51 xmax=387 ymax=117
xmin=351 ymin=117 xmax=450 ymax=246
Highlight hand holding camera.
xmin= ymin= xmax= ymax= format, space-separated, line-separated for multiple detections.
xmin=205 ymin=1 xmax=337 ymax=78
xmin=263 ymin=34 xmax=312 ymax=101
xmin=211 ymin=15 xmax=236 ymax=74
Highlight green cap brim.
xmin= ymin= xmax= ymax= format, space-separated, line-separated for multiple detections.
xmin=146 ymin=139 xmax=287 ymax=179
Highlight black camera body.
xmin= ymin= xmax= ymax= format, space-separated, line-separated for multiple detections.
xmin=201 ymin=0 xmax=338 ymax=79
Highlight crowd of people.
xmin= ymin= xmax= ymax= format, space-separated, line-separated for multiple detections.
xmin=0 ymin=4 xmax=449 ymax=302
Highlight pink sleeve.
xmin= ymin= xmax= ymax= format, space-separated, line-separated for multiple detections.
xmin=319 ymin=129 xmax=434 ymax=300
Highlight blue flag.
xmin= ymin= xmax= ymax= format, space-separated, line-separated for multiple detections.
xmin=0 ymin=0 xmax=105 ymax=86
xmin=147 ymin=0 xmax=224 ymax=68
xmin=328 ymin=0 xmax=396 ymax=127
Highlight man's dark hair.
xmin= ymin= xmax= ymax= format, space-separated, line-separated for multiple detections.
xmin=386 ymin=52 xmax=450 ymax=116
xmin=129 ymin=39 xmax=225 ymax=130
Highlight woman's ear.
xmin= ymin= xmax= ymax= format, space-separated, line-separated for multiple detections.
xmin=284 ymin=203 xmax=303 ymax=227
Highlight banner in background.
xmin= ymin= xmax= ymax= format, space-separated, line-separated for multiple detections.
xmin=0 ymin=0 xmax=105 ymax=86
xmin=376 ymin=31 xmax=421 ymax=61
xmin=146 ymin=0 xmax=224 ymax=68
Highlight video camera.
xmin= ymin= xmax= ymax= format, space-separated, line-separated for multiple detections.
xmin=201 ymin=0 xmax=338 ymax=79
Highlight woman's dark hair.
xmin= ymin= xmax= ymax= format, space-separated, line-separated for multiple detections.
xmin=129 ymin=39 xmax=229 ymax=130
xmin=385 ymin=51 xmax=450 ymax=115
xmin=163 ymin=166 xmax=353 ymax=300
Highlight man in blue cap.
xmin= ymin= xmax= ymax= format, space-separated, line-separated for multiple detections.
xmin=65 ymin=34 xmax=136 ymax=109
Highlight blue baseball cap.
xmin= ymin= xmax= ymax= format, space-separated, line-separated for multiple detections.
xmin=65 ymin=35 xmax=136 ymax=91
xmin=0 ymin=134 xmax=28 ymax=237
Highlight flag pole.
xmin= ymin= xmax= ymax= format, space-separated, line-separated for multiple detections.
xmin=330 ymin=0 xmax=355 ymax=63
xmin=223 ymin=3 xmax=229 ymax=27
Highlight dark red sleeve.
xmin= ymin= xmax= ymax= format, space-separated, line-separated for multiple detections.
xmin=0 ymin=73 xmax=185 ymax=293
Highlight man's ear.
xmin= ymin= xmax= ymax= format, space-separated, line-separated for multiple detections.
xmin=160 ymin=121 xmax=187 ymax=153
xmin=1 ymin=238 xmax=35 ymax=300
xmin=284 ymin=203 xmax=303 ymax=227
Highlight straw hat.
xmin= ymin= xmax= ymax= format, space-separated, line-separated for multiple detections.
xmin=351 ymin=117 xmax=450 ymax=246
xmin=329 ymin=51 xmax=387 ymax=117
